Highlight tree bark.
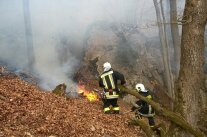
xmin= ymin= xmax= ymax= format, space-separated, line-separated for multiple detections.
xmin=169 ymin=0 xmax=180 ymax=78
xmin=172 ymin=0 xmax=207 ymax=136
xmin=153 ymin=0 xmax=174 ymax=99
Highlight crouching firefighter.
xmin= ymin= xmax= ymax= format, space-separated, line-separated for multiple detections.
xmin=99 ymin=62 xmax=126 ymax=114
xmin=131 ymin=83 xmax=156 ymax=128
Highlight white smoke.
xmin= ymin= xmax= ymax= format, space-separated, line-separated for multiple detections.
xmin=0 ymin=0 xmax=185 ymax=90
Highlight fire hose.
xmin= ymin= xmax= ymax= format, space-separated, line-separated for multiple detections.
xmin=93 ymin=88 xmax=106 ymax=99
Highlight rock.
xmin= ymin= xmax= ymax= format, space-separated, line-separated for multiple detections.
xmin=52 ymin=83 xmax=67 ymax=96
xmin=123 ymin=94 xmax=136 ymax=105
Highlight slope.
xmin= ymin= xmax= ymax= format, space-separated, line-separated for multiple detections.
xmin=0 ymin=74 xmax=144 ymax=137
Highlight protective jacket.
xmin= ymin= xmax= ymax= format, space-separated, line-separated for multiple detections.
xmin=99 ymin=69 xmax=126 ymax=99
xmin=131 ymin=90 xmax=155 ymax=117
xmin=99 ymin=69 xmax=125 ymax=99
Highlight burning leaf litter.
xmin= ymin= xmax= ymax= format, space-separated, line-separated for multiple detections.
xmin=78 ymin=83 xmax=99 ymax=102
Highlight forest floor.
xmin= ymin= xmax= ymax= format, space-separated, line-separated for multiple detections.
xmin=0 ymin=73 xmax=147 ymax=137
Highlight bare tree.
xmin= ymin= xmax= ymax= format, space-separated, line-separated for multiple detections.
xmin=170 ymin=0 xmax=180 ymax=78
xmin=23 ymin=0 xmax=35 ymax=71
xmin=170 ymin=0 xmax=207 ymax=136
xmin=153 ymin=0 xmax=174 ymax=99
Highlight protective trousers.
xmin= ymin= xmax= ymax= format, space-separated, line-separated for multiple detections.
xmin=103 ymin=98 xmax=119 ymax=114
xmin=148 ymin=117 xmax=155 ymax=127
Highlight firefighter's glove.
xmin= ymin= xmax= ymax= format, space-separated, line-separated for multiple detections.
xmin=131 ymin=104 xmax=141 ymax=112
xmin=131 ymin=106 xmax=140 ymax=112
xmin=131 ymin=106 xmax=136 ymax=112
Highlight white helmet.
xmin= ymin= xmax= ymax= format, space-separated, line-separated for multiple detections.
xmin=135 ymin=83 xmax=146 ymax=92
xmin=103 ymin=62 xmax=111 ymax=72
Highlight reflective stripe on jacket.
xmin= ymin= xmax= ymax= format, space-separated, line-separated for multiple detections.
xmin=104 ymin=91 xmax=119 ymax=99
xmin=99 ymin=69 xmax=126 ymax=99
xmin=100 ymin=70 xmax=115 ymax=90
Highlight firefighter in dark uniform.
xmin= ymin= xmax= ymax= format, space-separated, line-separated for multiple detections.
xmin=131 ymin=83 xmax=156 ymax=128
xmin=99 ymin=62 xmax=126 ymax=114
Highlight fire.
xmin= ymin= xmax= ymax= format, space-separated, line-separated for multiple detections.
xmin=78 ymin=84 xmax=98 ymax=101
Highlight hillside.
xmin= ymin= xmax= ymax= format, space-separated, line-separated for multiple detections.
xmin=0 ymin=74 xmax=144 ymax=137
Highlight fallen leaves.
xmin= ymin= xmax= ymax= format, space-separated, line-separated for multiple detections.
xmin=0 ymin=75 xmax=143 ymax=137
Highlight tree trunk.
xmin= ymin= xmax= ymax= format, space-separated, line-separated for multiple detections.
xmin=169 ymin=0 xmax=180 ymax=78
xmin=153 ymin=0 xmax=174 ymax=99
xmin=173 ymin=0 xmax=207 ymax=136
xmin=128 ymin=118 xmax=157 ymax=137
xmin=160 ymin=0 xmax=175 ymax=100
xmin=23 ymin=0 xmax=35 ymax=71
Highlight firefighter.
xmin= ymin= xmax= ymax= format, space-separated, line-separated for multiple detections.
xmin=99 ymin=62 xmax=126 ymax=114
xmin=131 ymin=83 xmax=156 ymax=128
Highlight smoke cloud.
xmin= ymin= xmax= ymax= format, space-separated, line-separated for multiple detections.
xmin=0 ymin=0 xmax=185 ymax=90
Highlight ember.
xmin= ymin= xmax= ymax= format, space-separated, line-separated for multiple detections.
xmin=78 ymin=84 xmax=98 ymax=101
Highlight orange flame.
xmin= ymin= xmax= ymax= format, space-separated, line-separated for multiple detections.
xmin=78 ymin=84 xmax=98 ymax=101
